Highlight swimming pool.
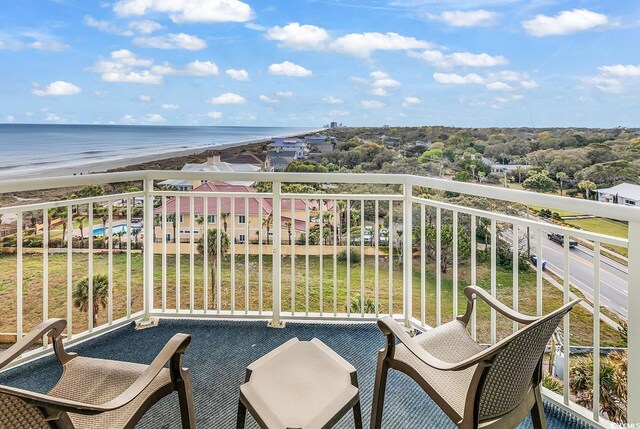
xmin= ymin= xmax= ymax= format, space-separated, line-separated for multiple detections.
xmin=92 ymin=224 xmax=140 ymax=236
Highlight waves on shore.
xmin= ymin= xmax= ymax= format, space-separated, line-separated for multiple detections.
xmin=0 ymin=124 xmax=319 ymax=179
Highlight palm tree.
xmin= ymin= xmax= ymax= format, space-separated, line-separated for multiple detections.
xmin=570 ymin=351 xmax=627 ymax=424
xmin=73 ymin=274 xmax=109 ymax=327
xmin=197 ymin=228 xmax=230 ymax=302
xmin=114 ymin=231 xmax=124 ymax=250
xmin=221 ymin=212 xmax=230 ymax=233
xmin=578 ymin=180 xmax=597 ymax=200
xmin=167 ymin=214 xmax=177 ymax=243
xmin=556 ymin=172 xmax=568 ymax=196
xmin=262 ymin=213 xmax=273 ymax=244
xmin=77 ymin=216 xmax=86 ymax=243
xmin=284 ymin=221 xmax=292 ymax=245
xmin=131 ymin=227 xmax=140 ymax=244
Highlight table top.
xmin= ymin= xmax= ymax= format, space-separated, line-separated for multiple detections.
xmin=240 ymin=337 xmax=359 ymax=429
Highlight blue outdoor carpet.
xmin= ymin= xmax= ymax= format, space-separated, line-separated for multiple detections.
xmin=0 ymin=320 xmax=592 ymax=429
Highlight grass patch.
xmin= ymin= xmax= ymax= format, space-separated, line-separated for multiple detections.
xmin=0 ymin=253 xmax=623 ymax=347
xmin=565 ymin=217 xmax=628 ymax=257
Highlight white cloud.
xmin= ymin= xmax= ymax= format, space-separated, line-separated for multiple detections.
xmin=402 ymin=97 xmax=421 ymax=106
xmin=183 ymin=60 xmax=219 ymax=76
xmin=370 ymin=87 xmax=389 ymax=96
xmin=84 ymin=15 xmax=134 ymax=36
xmin=583 ymin=76 xmax=624 ymax=94
xmin=276 ymin=91 xmax=294 ymax=97
xmin=208 ymin=92 xmax=246 ymax=104
xmin=522 ymin=9 xmax=608 ymax=37
xmin=5 ymin=115 xmax=15 ymax=123
xmin=372 ymin=78 xmax=401 ymax=88
xmin=89 ymin=50 xmax=219 ymax=84
xmin=0 ymin=33 xmax=68 ymax=52
xmin=511 ymin=94 xmax=525 ymax=100
xmin=93 ymin=90 xmax=108 ymax=98
xmin=120 ymin=114 xmax=136 ymax=124
xmin=330 ymin=32 xmax=432 ymax=58
xmin=129 ymin=20 xmax=163 ymax=34
xmin=435 ymin=10 xmax=498 ymax=27
xmin=45 ymin=113 xmax=63 ymax=122
xmin=143 ymin=113 xmax=166 ymax=123
xmin=599 ymin=64 xmax=640 ymax=77
xmin=433 ymin=72 xmax=484 ymax=84
xmin=486 ymin=81 xmax=515 ymax=91
xmin=361 ymin=100 xmax=385 ymax=109
xmin=161 ymin=103 xmax=180 ymax=109
xmin=259 ymin=94 xmax=279 ymax=103
xmin=138 ymin=94 xmax=152 ymax=102
xmin=520 ymin=80 xmax=539 ymax=89
xmin=410 ymin=50 xmax=508 ymax=68
xmin=33 ymin=81 xmax=81 ymax=96
xmin=268 ymin=61 xmax=312 ymax=77
xmin=226 ymin=68 xmax=249 ymax=81
xmin=323 ymin=96 xmax=343 ymax=104
xmin=266 ymin=23 xmax=330 ymax=50
xmin=329 ymin=110 xmax=349 ymax=117
xmin=109 ymin=49 xmax=151 ymax=66
xmin=113 ymin=0 xmax=253 ymax=23
xmin=133 ymin=33 xmax=207 ymax=50
xmin=207 ymin=111 xmax=223 ymax=119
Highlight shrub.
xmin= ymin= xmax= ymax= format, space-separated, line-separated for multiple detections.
xmin=542 ymin=373 xmax=563 ymax=395
xmin=337 ymin=249 xmax=361 ymax=264
xmin=349 ymin=295 xmax=375 ymax=314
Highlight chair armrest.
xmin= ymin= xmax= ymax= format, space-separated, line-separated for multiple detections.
xmin=459 ymin=286 xmax=539 ymax=325
xmin=0 ymin=333 xmax=192 ymax=415
xmin=378 ymin=317 xmax=492 ymax=372
xmin=95 ymin=332 xmax=192 ymax=411
xmin=0 ymin=319 xmax=74 ymax=369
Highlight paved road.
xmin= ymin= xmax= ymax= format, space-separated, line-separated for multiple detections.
xmin=527 ymin=229 xmax=628 ymax=318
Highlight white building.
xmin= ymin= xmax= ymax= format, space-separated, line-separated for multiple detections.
xmin=597 ymin=183 xmax=640 ymax=207
xmin=267 ymin=138 xmax=307 ymax=160
xmin=158 ymin=152 xmax=260 ymax=191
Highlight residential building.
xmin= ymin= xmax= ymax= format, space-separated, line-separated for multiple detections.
xmin=598 ymin=182 xmax=640 ymax=207
xmin=158 ymin=152 xmax=260 ymax=190
xmin=266 ymin=150 xmax=296 ymax=171
xmin=305 ymin=135 xmax=336 ymax=154
xmin=490 ymin=164 xmax=533 ymax=174
xmin=221 ymin=151 xmax=270 ymax=171
xmin=154 ymin=181 xmax=311 ymax=244
xmin=267 ymin=138 xmax=307 ymax=160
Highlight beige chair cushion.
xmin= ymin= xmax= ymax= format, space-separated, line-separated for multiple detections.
xmin=393 ymin=320 xmax=483 ymax=419
xmin=48 ymin=356 xmax=172 ymax=429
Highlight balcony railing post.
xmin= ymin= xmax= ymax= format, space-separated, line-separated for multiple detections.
xmin=628 ymin=221 xmax=640 ymax=425
xmin=403 ymin=182 xmax=413 ymax=326
xmin=269 ymin=181 xmax=284 ymax=327
xmin=143 ymin=178 xmax=155 ymax=321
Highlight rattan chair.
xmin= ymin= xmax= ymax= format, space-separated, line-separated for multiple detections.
xmin=370 ymin=286 xmax=580 ymax=429
xmin=0 ymin=319 xmax=196 ymax=429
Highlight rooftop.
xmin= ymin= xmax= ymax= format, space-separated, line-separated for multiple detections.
xmin=0 ymin=320 xmax=592 ymax=429
xmin=597 ymin=182 xmax=640 ymax=199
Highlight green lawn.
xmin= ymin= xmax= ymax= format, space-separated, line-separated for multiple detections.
xmin=566 ymin=217 xmax=628 ymax=239
xmin=565 ymin=217 xmax=628 ymax=257
xmin=0 ymin=252 xmax=623 ymax=347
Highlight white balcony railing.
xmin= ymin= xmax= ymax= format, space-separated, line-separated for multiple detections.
xmin=0 ymin=171 xmax=637 ymax=428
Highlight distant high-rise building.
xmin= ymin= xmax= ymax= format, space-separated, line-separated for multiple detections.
xmin=330 ymin=121 xmax=338 ymax=129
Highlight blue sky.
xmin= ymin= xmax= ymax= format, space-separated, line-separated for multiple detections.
xmin=1 ymin=0 xmax=639 ymax=127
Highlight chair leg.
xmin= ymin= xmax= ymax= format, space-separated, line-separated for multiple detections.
xmin=236 ymin=399 xmax=247 ymax=429
xmin=530 ymin=385 xmax=547 ymax=429
xmin=370 ymin=354 xmax=389 ymax=429
xmin=177 ymin=370 xmax=196 ymax=429
xmin=353 ymin=399 xmax=363 ymax=429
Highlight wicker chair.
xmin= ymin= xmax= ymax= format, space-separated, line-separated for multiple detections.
xmin=370 ymin=286 xmax=580 ymax=429
xmin=0 ymin=319 xmax=196 ymax=429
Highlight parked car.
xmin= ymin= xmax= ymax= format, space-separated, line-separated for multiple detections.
xmin=547 ymin=232 xmax=578 ymax=248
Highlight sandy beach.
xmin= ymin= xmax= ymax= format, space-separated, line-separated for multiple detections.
xmin=0 ymin=128 xmax=324 ymax=181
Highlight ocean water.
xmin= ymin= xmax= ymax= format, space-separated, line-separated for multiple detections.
xmin=0 ymin=124 xmax=316 ymax=179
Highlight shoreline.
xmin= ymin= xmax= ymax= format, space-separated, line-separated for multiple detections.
xmin=0 ymin=128 xmax=324 ymax=181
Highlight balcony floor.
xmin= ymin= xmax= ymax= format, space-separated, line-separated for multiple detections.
xmin=0 ymin=320 xmax=593 ymax=429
